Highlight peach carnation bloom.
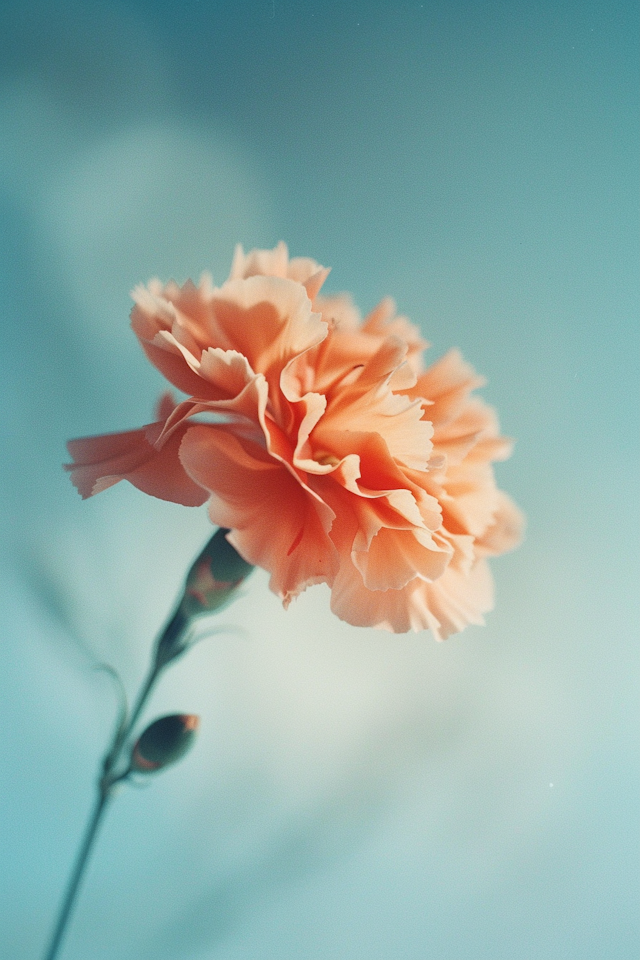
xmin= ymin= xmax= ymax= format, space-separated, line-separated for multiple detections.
xmin=66 ymin=243 xmax=523 ymax=638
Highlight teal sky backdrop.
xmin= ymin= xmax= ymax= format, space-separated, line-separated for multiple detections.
xmin=1 ymin=1 xmax=638 ymax=958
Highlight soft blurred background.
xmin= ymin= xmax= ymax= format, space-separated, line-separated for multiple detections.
xmin=1 ymin=1 xmax=638 ymax=957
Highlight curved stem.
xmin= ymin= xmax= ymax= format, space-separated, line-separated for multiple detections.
xmin=42 ymin=658 xmax=163 ymax=960
xmin=42 ymin=786 xmax=112 ymax=960
xmin=127 ymin=669 xmax=157 ymax=736
xmin=41 ymin=528 xmax=245 ymax=958
xmin=105 ymin=662 xmax=160 ymax=772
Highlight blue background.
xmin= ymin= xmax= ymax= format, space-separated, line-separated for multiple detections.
xmin=1 ymin=1 xmax=638 ymax=957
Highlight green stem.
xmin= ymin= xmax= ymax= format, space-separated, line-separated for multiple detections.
xmin=42 ymin=657 xmax=163 ymax=960
xmin=42 ymin=786 xmax=111 ymax=960
xmin=42 ymin=528 xmax=248 ymax=959
xmin=105 ymin=661 xmax=161 ymax=771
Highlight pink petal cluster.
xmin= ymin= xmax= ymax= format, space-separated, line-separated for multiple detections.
xmin=66 ymin=244 xmax=523 ymax=638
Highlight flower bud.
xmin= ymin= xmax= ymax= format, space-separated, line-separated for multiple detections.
xmin=180 ymin=528 xmax=254 ymax=619
xmin=154 ymin=529 xmax=254 ymax=668
xmin=130 ymin=714 xmax=200 ymax=773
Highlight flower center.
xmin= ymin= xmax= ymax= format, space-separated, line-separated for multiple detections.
xmin=313 ymin=450 xmax=340 ymax=467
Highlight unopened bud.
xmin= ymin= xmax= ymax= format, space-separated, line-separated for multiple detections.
xmin=154 ymin=529 xmax=254 ymax=668
xmin=130 ymin=714 xmax=200 ymax=773
xmin=180 ymin=528 xmax=253 ymax=618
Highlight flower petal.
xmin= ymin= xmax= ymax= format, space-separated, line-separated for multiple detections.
xmin=66 ymin=244 xmax=523 ymax=639
xmin=422 ymin=557 xmax=495 ymax=640
xmin=210 ymin=276 xmax=328 ymax=394
xmin=316 ymin=338 xmax=433 ymax=471
xmin=361 ymin=297 xmax=428 ymax=375
xmin=354 ymin=525 xmax=451 ymax=591
xmin=475 ymin=490 xmax=526 ymax=557
xmin=65 ymin=420 xmax=208 ymax=506
xmin=329 ymin=571 xmax=433 ymax=633
xmin=229 ymin=241 xmax=290 ymax=279
xmin=179 ymin=425 xmax=339 ymax=604
xmin=131 ymin=279 xmax=218 ymax=396
xmin=409 ymin=348 xmax=485 ymax=428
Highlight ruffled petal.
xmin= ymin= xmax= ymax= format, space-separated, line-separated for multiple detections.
xmin=210 ymin=276 xmax=328 ymax=396
xmin=422 ymin=557 xmax=495 ymax=640
xmin=229 ymin=243 xmax=330 ymax=297
xmin=326 ymin=511 xmax=445 ymax=633
xmin=438 ymin=458 xmax=501 ymax=538
xmin=354 ymin=526 xmax=451 ymax=591
xmin=314 ymin=292 xmax=361 ymax=330
xmin=229 ymin=241 xmax=291 ymax=280
xmin=330 ymin=552 xmax=493 ymax=639
xmin=130 ymin=278 xmax=219 ymax=396
xmin=475 ymin=490 xmax=525 ymax=557
xmin=66 ymin=244 xmax=523 ymax=639
xmin=409 ymin=348 xmax=485 ymax=428
xmin=315 ymin=338 xmax=433 ymax=472
xmin=361 ymin=297 xmax=428 ymax=375
xmin=65 ymin=420 xmax=208 ymax=506
xmin=179 ymin=425 xmax=339 ymax=604
xmin=329 ymin=568 xmax=440 ymax=633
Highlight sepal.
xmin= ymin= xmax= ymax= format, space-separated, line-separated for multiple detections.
xmin=130 ymin=714 xmax=200 ymax=773
xmin=181 ymin=527 xmax=254 ymax=617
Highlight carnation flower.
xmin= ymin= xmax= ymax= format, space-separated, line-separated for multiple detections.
xmin=66 ymin=243 xmax=523 ymax=638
